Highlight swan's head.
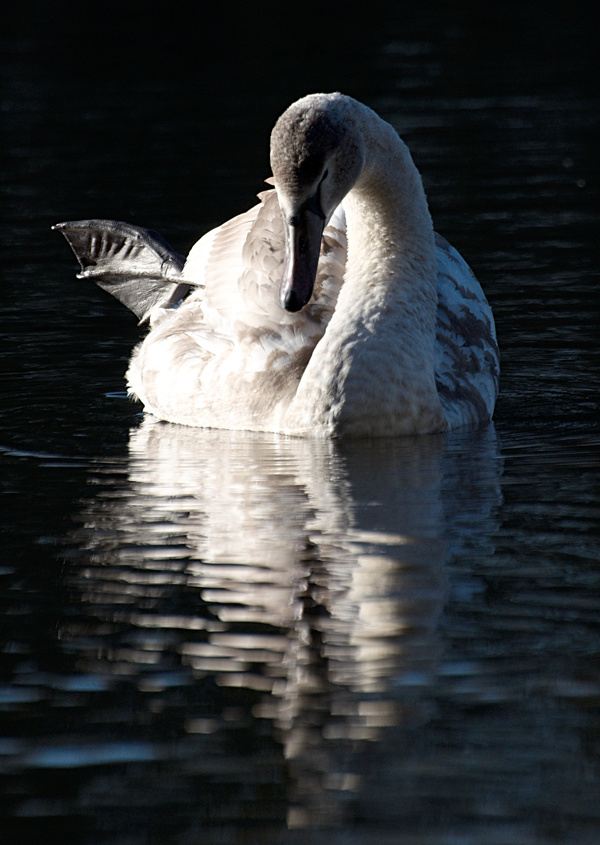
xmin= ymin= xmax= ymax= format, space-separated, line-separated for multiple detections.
xmin=270 ymin=93 xmax=365 ymax=312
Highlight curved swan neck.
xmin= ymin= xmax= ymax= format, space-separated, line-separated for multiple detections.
xmin=343 ymin=101 xmax=437 ymax=319
xmin=282 ymin=98 xmax=445 ymax=436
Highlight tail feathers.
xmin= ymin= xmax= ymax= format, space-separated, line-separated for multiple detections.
xmin=53 ymin=219 xmax=191 ymax=324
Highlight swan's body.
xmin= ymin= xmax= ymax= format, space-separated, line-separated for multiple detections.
xmin=56 ymin=93 xmax=499 ymax=437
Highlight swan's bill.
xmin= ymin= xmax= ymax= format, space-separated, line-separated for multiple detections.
xmin=280 ymin=209 xmax=325 ymax=312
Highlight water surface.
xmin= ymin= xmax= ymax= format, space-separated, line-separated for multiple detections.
xmin=1 ymin=3 xmax=599 ymax=843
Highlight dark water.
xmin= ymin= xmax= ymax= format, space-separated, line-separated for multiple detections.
xmin=2 ymin=3 xmax=600 ymax=843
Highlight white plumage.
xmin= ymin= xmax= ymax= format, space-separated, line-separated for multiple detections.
xmin=59 ymin=93 xmax=499 ymax=437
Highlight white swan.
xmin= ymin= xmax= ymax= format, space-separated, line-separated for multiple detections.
xmin=55 ymin=93 xmax=499 ymax=437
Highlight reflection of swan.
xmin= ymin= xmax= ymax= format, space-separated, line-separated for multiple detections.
xmin=65 ymin=420 xmax=501 ymax=829
xmin=55 ymin=93 xmax=499 ymax=436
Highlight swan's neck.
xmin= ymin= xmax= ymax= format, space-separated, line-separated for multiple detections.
xmin=342 ymin=107 xmax=437 ymax=336
xmin=285 ymin=105 xmax=445 ymax=436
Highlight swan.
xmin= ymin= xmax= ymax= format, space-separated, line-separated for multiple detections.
xmin=55 ymin=93 xmax=499 ymax=437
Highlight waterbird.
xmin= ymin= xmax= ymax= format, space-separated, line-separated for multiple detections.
xmin=55 ymin=92 xmax=499 ymax=436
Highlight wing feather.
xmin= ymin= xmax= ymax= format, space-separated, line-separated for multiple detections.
xmin=183 ymin=188 xmax=347 ymax=349
xmin=54 ymin=219 xmax=189 ymax=323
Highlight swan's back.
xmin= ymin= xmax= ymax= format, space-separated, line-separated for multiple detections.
xmin=127 ymin=190 xmax=498 ymax=433
xmin=434 ymin=233 xmax=499 ymax=428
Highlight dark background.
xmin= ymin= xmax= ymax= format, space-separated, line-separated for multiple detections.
xmin=1 ymin=3 xmax=600 ymax=843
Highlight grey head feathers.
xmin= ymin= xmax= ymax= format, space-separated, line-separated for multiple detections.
xmin=269 ymin=93 xmax=365 ymax=214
